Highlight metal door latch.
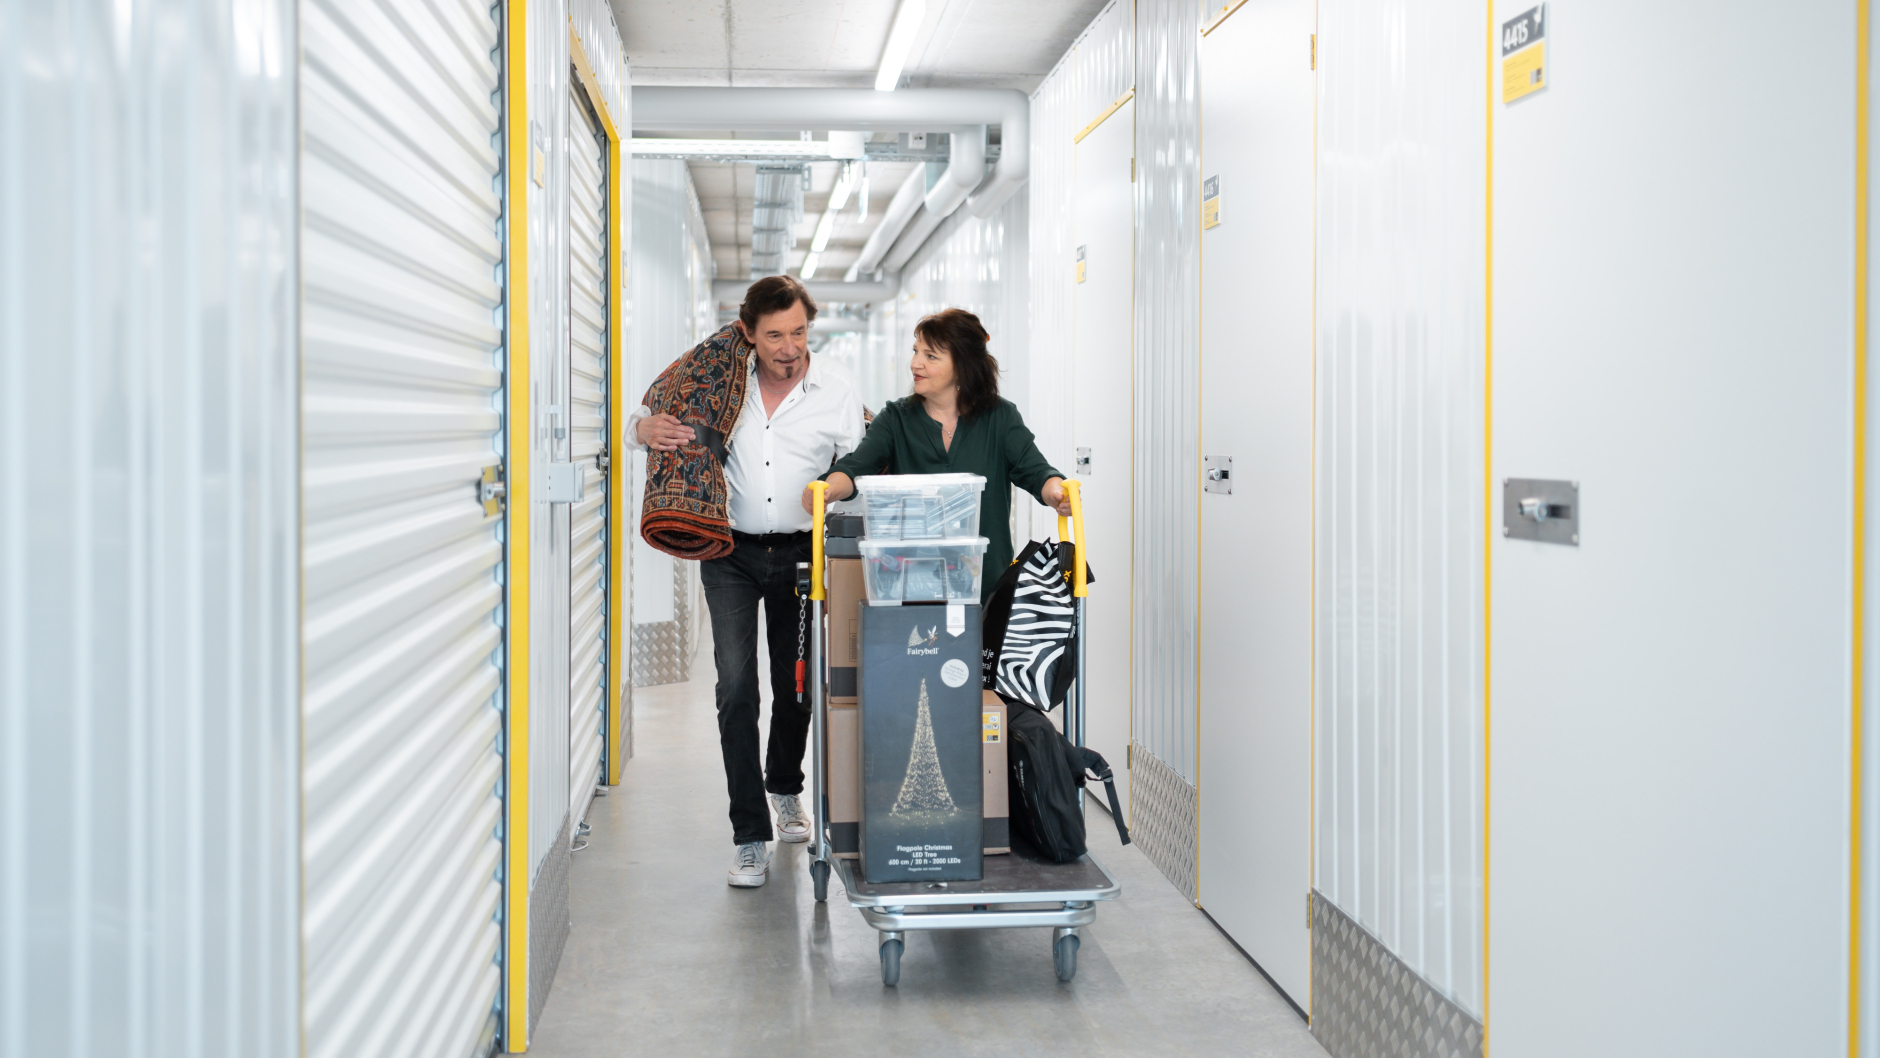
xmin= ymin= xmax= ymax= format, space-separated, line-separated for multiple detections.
xmin=1502 ymin=478 xmax=1579 ymax=545
xmin=544 ymin=462 xmax=586 ymax=504
xmin=479 ymin=464 xmax=506 ymax=517
xmin=1075 ymin=447 xmax=1092 ymax=475
xmin=596 ymin=446 xmax=610 ymax=473
xmin=1203 ymin=455 xmax=1233 ymax=495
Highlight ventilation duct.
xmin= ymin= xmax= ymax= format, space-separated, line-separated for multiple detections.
xmin=635 ymin=87 xmax=1028 ymax=216
xmin=749 ymin=165 xmax=805 ymax=277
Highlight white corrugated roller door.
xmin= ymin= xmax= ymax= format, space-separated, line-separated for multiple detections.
xmin=568 ymin=85 xmax=609 ymax=826
xmin=299 ymin=0 xmax=506 ymax=1055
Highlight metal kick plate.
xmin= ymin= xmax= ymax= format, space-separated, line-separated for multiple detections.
xmin=1502 ymin=477 xmax=1578 ymax=545
xmin=1203 ymin=455 xmax=1233 ymax=495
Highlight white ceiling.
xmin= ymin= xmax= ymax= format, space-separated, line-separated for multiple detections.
xmin=614 ymin=0 xmax=1109 ymax=285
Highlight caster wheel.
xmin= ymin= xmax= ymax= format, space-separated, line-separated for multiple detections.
xmin=1053 ymin=933 xmax=1080 ymax=982
xmin=810 ymin=859 xmax=830 ymax=903
xmin=880 ymin=938 xmax=903 ymax=987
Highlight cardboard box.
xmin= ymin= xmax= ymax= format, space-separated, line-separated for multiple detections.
xmin=827 ymin=557 xmax=863 ymax=704
xmin=982 ymin=691 xmax=1010 ymax=853
xmin=827 ymin=702 xmax=860 ymax=856
xmin=859 ymin=605 xmax=984 ymax=883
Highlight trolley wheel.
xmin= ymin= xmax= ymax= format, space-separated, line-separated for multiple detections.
xmin=879 ymin=938 xmax=903 ymax=987
xmin=1053 ymin=933 xmax=1080 ymax=982
xmin=809 ymin=858 xmax=830 ymax=903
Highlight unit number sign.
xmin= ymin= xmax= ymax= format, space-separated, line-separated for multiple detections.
xmin=1501 ymin=4 xmax=1547 ymax=104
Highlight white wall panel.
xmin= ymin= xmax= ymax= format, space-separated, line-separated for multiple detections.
xmin=298 ymin=0 xmax=507 ymax=1053
xmin=629 ymin=157 xmax=705 ymax=680
xmin=1074 ymin=0 xmax=1134 ymax=131
xmin=1314 ymin=0 xmax=1484 ymax=1015
xmin=570 ymin=0 xmax=627 ymax=124
xmin=1131 ymin=0 xmax=1200 ymax=787
xmin=1074 ymin=99 xmax=1135 ymax=820
xmin=1490 ymin=2 xmax=1852 ymax=1053
xmin=0 ymin=2 xmax=301 ymax=1054
xmin=1027 ymin=58 xmax=1078 ymax=496
xmin=528 ymin=0 xmax=573 ymax=875
xmin=1196 ymin=0 xmax=1314 ymax=1003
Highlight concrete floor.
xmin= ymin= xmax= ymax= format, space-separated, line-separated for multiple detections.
xmin=526 ymin=632 xmax=1328 ymax=1058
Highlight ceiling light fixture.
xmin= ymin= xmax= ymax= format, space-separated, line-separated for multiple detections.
xmin=874 ymin=0 xmax=926 ymax=92
xmin=800 ymin=251 xmax=822 ymax=280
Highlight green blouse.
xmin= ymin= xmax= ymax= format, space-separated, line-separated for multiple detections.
xmin=826 ymin=397 xmax=1065 ymax=603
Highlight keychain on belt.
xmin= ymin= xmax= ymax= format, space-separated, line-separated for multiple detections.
xmin=795 ymin=595 xmax=807 ymax=703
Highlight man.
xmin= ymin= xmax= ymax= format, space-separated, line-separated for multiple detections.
xmin=631 ymin=276 xmax=865 ymax=888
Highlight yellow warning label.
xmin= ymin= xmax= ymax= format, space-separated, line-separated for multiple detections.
xmin=1075 ymin=245 xmax=1086 ymax=283
xmin=1202 ymin=198 xmax=1220 ymax=230
xmin=982 ymin=712 xmax=1002 ymax=743
xmin=1502 ymin=41 xmax=1545 ymax=103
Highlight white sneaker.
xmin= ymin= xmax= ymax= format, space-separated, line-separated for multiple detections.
xmin=728 ymin=841 xmax=770 ymax=888
xmin=771 ymin=793 xmax=810 ymax=843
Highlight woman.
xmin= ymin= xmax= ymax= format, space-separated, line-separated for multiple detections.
xmin=803 ymin=308 xmax=1072 ymax=603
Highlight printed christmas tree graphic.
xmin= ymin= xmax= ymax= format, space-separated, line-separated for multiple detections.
xmin=890 ymin=678 xmax=959 ymax=818
xmin=907 ymin=626 xmax=923 ymax=648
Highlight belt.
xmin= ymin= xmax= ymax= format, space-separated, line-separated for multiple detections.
xmin=731 ymin=529 xmax=810 ymax=547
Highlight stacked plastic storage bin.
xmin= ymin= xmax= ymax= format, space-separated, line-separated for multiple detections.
xmin=854 ymin=474 xmax=988 ymax=603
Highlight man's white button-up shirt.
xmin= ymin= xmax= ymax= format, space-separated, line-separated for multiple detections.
xmin=630 ymin=354 xmax=866 ymax=534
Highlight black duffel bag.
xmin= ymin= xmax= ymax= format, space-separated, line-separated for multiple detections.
xmin=1007 ymin=702 xmax=1131 ymax=863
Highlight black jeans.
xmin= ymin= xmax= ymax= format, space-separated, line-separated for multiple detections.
xmin=699 ymin=530 xmax=813 ymax=845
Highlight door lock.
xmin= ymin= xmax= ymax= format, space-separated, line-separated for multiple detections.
xmin=544 ymin=461 xmax=586 ymax=504
xmin=1203 ymin=455 xmax=1233 ymax=495
xmin=479 ymin=464 xmax=506 ymax=517
xmin=1503 ymin=478 xmax=1579 ymax=545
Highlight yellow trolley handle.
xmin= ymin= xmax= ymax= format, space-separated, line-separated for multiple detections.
xmin=809 ymin=480 xmax=828 ymax=601
xmin=1056 ymin=479 xmax=1088 ymax=598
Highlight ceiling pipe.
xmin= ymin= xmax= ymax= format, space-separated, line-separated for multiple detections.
xmin=713 ymin=276 xmax=902 ymax=306
xmin=849 ymin=166 xmax=928 ymax=278
xmin=880 ymin=126 xmax=984 ymax=273
xmin=633 ymin=87 xmax=1029 ymax=216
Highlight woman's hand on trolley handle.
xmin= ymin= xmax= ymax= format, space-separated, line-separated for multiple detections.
xmin=803 ymin=472 xmax=855 ymax=513
xmin=1041 ymin=476 xmax=1072 ymax=517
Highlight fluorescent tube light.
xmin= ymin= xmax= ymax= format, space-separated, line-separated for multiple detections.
xmin=810 ymin=210 xmax=838 ymax=253
xmin=800 ymin=252 xmax=822 ymax=280
xmin=874 ymin=0 xmax=926 ymax=92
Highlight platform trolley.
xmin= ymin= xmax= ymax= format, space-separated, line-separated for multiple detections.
xmin=797 ymin=480 xmax=1120 ymax=987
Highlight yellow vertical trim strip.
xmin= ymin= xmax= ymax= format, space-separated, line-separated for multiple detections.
xmin=1854 ymin=2 xmax=1869 ymax=1054
xmin=1482 ymin=0 xmax=1496 ymax=1051
xmin=503 ymin=0 xmax=531 ymax=1048
xmin=568 ymin=27 xmax=628 ymax=789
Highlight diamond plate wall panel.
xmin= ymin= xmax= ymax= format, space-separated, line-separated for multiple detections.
xmin=528 ymin=816 xmax=572 ymax=1029
xmin=1129 ymin=741 xmax=1199 ymax=904
xmin=1312 ymin=891 xmax=1481 ymax=1058
xmin=632 ymin=559 xmax=693 ymax=687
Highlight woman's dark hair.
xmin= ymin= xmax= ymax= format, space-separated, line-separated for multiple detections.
xmin=913 ymin=308 xmax=1000 ymax=418
xmin=738 ymin=274 xmax=819 ymax=335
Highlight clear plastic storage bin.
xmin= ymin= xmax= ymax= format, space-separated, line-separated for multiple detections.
xmin=855 ymin=474 xmax=985 ymax=540
xmin=856 ymin=537 xmax=989 ymax=605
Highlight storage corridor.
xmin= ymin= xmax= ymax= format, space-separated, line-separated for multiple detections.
xmin=526 ymin=627 xmax=1325 ymax=1057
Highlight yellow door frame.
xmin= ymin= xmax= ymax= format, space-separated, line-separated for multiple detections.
xmin=568 ymin=23 xmax=629 ymax=794
xmin=502 ymin=0 xmax=532 ymax=1049
xmin=503 ymin=10 xmax=629 ymax=1049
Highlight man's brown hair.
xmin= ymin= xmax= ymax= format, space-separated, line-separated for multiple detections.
xmin=913 ymin=308 xmax=1001 ymax=418
xmin=737 ymin=275 xmax=819 ymax=335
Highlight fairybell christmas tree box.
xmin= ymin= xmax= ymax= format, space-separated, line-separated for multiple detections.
xmin=858 ymin=603 xmax=984 ymax=883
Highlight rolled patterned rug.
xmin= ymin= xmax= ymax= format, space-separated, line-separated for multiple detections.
xmin=639 ymin=323 xmax=751 ymax=560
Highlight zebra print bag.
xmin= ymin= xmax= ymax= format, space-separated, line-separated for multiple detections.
xmin=982 ymin=540 xmax=1078 ymax=711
